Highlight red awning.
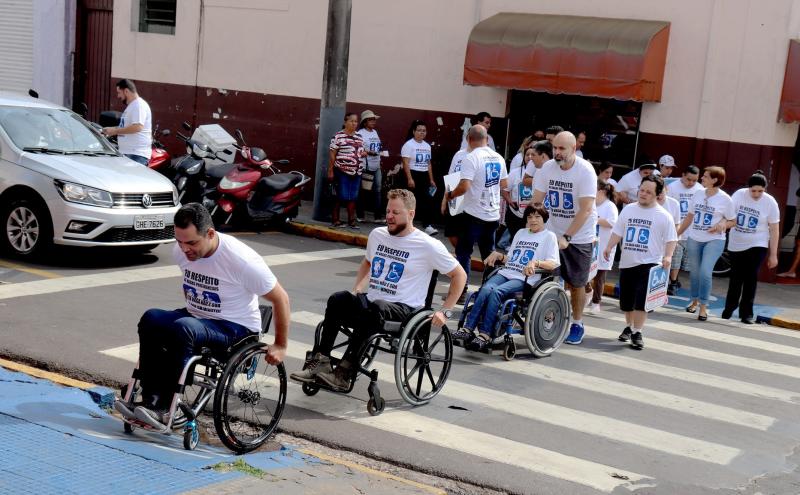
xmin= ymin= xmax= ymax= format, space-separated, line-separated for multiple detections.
xmin=779 ymin=39 xmax=800 ymax=123
xmin=463 ymin=13 xmax=671 ymax=102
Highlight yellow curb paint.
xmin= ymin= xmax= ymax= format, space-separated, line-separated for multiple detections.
xmin=0 ymin=260 xmax=62 ymax=280
xmin=298 ymin=448 xmax=447 ymax=495
xmin=0 ymin=358 xmax=95 ymax=390
xmin=766 ymin=317 xmax=800 ymax=331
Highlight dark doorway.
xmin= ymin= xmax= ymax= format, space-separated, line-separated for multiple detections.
xmin=73 ymin=0 xmax=114 ymax=122
xmin=506 ymin=90 xmax=643 ymax=170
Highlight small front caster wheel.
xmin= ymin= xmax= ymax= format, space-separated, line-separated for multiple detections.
xmin=367 ymin=396 xmax=385 ymax=416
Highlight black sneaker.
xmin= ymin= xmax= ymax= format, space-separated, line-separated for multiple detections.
xmin=618 ymin=326 xmax=632 ymax=342
xmin=630 ymin=332 xmax=644 ymax=350
xmin=667 ymin=283 xmax=676 ymax=296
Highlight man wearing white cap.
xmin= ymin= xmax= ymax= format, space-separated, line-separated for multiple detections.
xmin=659 ymin=155 xmax=676 ymax=178
xmin=356 ymin=110 xmax=384 ymax=223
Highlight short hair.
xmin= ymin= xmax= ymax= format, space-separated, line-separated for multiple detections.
xmin=532 ymin=140 xmax=552 ymax=159
xmin=467 ymin=124 xmax=487 ymax=143
xmin=116 ymin=78 xmax=137 ymax=93
xmin=640 ymin=175 xmax=665 ymax=196
xmin=387 ymin=189 xmax=416 ymax=211
xmin=474 ymin=111 xmax=491 ymax=123
xmin=545 ymin=125 xmax=564 ymax=135
xmin=523 ymin=204 xmax=549 ymax=224
xmin=684 ymin=165 xmax=700 ymax=175
xmin=174 ymin=203 xmax=213 ymax=234
xmin=705 ymin=166 xmax=727 ymax=187
xmin=747 ymin=170 xmax=768 ymax=188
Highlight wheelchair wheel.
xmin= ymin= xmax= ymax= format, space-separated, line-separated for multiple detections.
xmin=524 ymin=282 xmax=571 ymax=357
xmin=394 ymin=311 xmax=453 ymax=406
xmin=183 ymin=424 xmax=199 ymax=450
xmin=503 ymin=340 xmax=516 ymax=361
xmin=301 ymin=382 xmax=319 ymax=396
xmin=313 ymin=321 xmax=379 ymax=369
xmin=367 ymin=396 xmax=385 ymax=416
xmin=213 ymin=342 xmax=287 ymax=453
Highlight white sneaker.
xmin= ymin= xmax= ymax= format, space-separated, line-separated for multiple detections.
xmin=590 ymin=303 xmax=601 ymax=314
xmin=584 ymin=290 xmax=593 ymax=307
xmin=424 ymin=225 xmax=438 ymax=235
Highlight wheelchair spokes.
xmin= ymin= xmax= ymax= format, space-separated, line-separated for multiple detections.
xmin=213 ymin=343 xmax=287 ymax=453
xmin=395 ymin=314 xmax=453 ymax=406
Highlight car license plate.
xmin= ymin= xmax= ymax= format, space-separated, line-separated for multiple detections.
xmin=134 ymin=215 xmax=165 ymax=230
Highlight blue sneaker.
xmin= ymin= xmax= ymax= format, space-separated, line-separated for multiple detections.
xmin=564 ymin=323 xmax=584 ymax=345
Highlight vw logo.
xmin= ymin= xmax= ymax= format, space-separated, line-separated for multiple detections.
xmin=141 ymin=193 xmax=152 ymax=208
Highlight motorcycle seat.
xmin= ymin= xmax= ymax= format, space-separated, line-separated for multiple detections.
xmin=206 ymin=162 xmax=235 ymax=179
xmin=262 ymin=173 xmax=301 ymax=191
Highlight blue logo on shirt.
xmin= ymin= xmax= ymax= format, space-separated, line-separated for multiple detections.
xmin=703 ymin=212 xmax=713 ymax=226
xmin=484 ymin=162 xmax=502 ymax=187
xmin=371 ymin=257 xmax=385 ymax=278
xmin=386 ymin=262 xmax=405 ymax=283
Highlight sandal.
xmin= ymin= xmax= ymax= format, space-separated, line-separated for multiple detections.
xmin=467 ymin=334 xmax=491 ymax=352
xmin=331 ymin=221 xmax=344 ymax=228
xmin=450 ymin=327 xmax=475 ymax=343
xmin=685 ymin=302 xmax=698 ymax=314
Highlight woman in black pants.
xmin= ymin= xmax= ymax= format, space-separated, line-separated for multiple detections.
xmin=400 ymin=120 xmax=438 ymax=235
xmin=722 ymin=171 xmax=780 ymax=324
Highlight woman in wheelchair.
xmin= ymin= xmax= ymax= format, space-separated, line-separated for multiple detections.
xmin=453 ymin=204 xmax=560 ymax=351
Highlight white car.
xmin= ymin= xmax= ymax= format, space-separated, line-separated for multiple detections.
xmin=0 ymin=92 xmax=180 ymax=258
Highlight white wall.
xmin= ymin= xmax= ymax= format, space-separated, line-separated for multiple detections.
xmin=111 ymin=0 xmax=800 ymax=146
xmin=32 ymin=0 xmax=75 ymax=106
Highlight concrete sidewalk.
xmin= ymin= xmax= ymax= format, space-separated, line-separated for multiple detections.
xmin=285 ymin=203 xmax=800 ymax=331
xmin=0 ymin=360 xmax=448 ymax=495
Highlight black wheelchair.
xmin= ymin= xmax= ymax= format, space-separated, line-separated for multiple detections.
xmin=300 ymin=271 xmax=452 ymax=416
xmin=117 ymin=305 xmax=287 ymax=453
xmin=454 ymin=265 xmax=571 ymax=360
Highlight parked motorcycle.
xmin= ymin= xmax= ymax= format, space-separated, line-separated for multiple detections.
xmin=148 ymin=125 xmax=172 ymax=174
xmin=172 ymin=122 xmax=234 ymax=204
xmin=203 ymin=129 xmax=309 ymax=226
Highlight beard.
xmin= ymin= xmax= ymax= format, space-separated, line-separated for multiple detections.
xmin=387 ymin=220 xmax=407 ymax=236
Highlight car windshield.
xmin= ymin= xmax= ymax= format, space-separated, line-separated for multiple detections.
xmin=0 ymin=105 xmax=117 ymax=155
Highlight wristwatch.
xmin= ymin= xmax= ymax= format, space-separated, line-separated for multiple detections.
xmin=563 ymin=234 xmax=572 ymax=243
xmin=440 ymin=309 xmax=454 ymax=319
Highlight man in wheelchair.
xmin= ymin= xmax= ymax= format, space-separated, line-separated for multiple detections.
xmin=453 ymin=204 xmax=560 ymax=351
xmin=290 ymin=189 xmax=466 ymax=391
xmin=115 ymin=203 xmax=291 ymax=428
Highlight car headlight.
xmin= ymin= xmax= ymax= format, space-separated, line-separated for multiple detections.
xmin=220 ymin=177 xmax=250 ymax=189
xmin=54 ymin=180 xmax=113 ymax=208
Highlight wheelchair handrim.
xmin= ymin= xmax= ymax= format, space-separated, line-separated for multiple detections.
xmin=394 ymin=311 xmax=453 ymax=406
xmin=525 ymin=282 xmax=571 ymax=357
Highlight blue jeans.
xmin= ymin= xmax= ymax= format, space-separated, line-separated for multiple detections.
xmin=125 ymin=153 xmax=150 ymax=165
xmin=686 ymin=238 xmax=725 ymax=305
xmin=137 ymin=308 xmax=252 ymax=404
xmin=455 ymin=215 xmax=498 ymax=278
xmin=464 ymin=274 xmax=525 ymax=335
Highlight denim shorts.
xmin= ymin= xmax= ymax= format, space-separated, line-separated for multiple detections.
xmin=335 ymin=169 xmax=361 ymax=202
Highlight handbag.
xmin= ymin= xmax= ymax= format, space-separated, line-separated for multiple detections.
xmin=361 ymin=171 xmax=375 ymax=191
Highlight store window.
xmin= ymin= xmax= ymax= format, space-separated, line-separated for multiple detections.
xmin=506 ymin=90 xmax=643 ymax=173
xmin=138 ymin=0 xmax=176 ymax=35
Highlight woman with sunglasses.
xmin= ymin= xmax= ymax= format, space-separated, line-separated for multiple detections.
xmin=676 ymin=166 xmax=735 ymax=321
xmin=721 ymin=171 xmax=780 ymax=324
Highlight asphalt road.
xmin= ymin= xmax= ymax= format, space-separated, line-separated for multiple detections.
xmin=2 ymin=231 xmax=800 ymax=495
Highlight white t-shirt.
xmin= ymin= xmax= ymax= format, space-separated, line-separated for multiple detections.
xmin=607 ymin=177 xmax=618 ymax=189
xmin=596 ymin=199 xmax=619 ymax=271
xmin=612 ymin=203 xmax=678 ymax=269
xmin=118 ymin=96 xmax=152 ymax=159
xmin=174 ymin=233 xmax=277 ymax=332
xmin=506 ymin=161 xmax=532 ymax=218
xmin=356 ymin=128 xmax=381 ymax=171
xmin=686 ymin=189 xmax=735 ymax=242
xmin=661 ymin=196 xmax=681 ymax=225
xmin=366 ymin=228 xmax=459 ymax=308
xmin=449 ymin=149 xmax=468 ymax=175
xmin=727 ymin=188 xmax=780 ymax=252
xmin=459 ymin=145 xmax=508 ymax=221
xmin=499 ymin=229 xmax=560 ymax=285
xmin=401 ymin=139 xmax=432 ymax=172
xmin=533 ymin=157 xmax=598 ymax=244
xmin=616 ymin=169 xmax=643 ymax=201
xmin=509 ymin=152 xmax=523 ymax=171
xmin=667 ymin=180 xmax=704 ymax=240
xmin=460 ymin=134 xmax=496 ymax=151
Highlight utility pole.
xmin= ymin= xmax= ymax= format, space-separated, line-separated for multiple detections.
xmin=313 ymin=0 xmax=352 ymax=221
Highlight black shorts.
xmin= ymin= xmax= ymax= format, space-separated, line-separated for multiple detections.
xmin=619 ymin=263 xmax=658 ymax=312
xmin=444 ymin=212 xmax=468 ymax=237
xmin=557 ymin=242 xmax=593 ymax=287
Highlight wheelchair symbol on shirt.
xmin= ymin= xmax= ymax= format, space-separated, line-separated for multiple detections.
xmin=519 ymin=250 xmax=535 ymax=265
xmin=371 ymin=256 xmax=386 ymax=278
xmin=703 ymin=213 xmax=713 ymax=226
xmin=386 ymin=262 xmax=405 ymax=283
xmin=562 ymin=192 xmax=574 ymax=210
xmin=637 ymin=228 xmax=650 ymax=244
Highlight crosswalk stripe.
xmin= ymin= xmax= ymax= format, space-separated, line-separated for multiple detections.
xmin=0 ymin=248 xmax=364 ymax=300
xmin=585 ymin=326 xmax=800 ymax=380
xmin=640 ymin=309 xmax=800 ymax=340
xmin=601 ymin=314 xmax=800 ymax=358
xmin=289 ymin=310 xmax=779 ymax=431
xmin=97 ymin=342 xmax=648 ymax=492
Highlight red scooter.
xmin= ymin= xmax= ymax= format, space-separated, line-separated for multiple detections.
xmin=204 ymin=129 xmax=309 ymax=226
xmin=148 ymin=125 xmax=171 ymax=175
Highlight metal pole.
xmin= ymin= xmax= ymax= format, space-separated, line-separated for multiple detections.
xmin=312 ymin=0 xmax=352 ymax=221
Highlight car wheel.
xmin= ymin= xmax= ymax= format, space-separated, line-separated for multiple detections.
xmin=1 ymin=198 xmax=53 ymax=258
